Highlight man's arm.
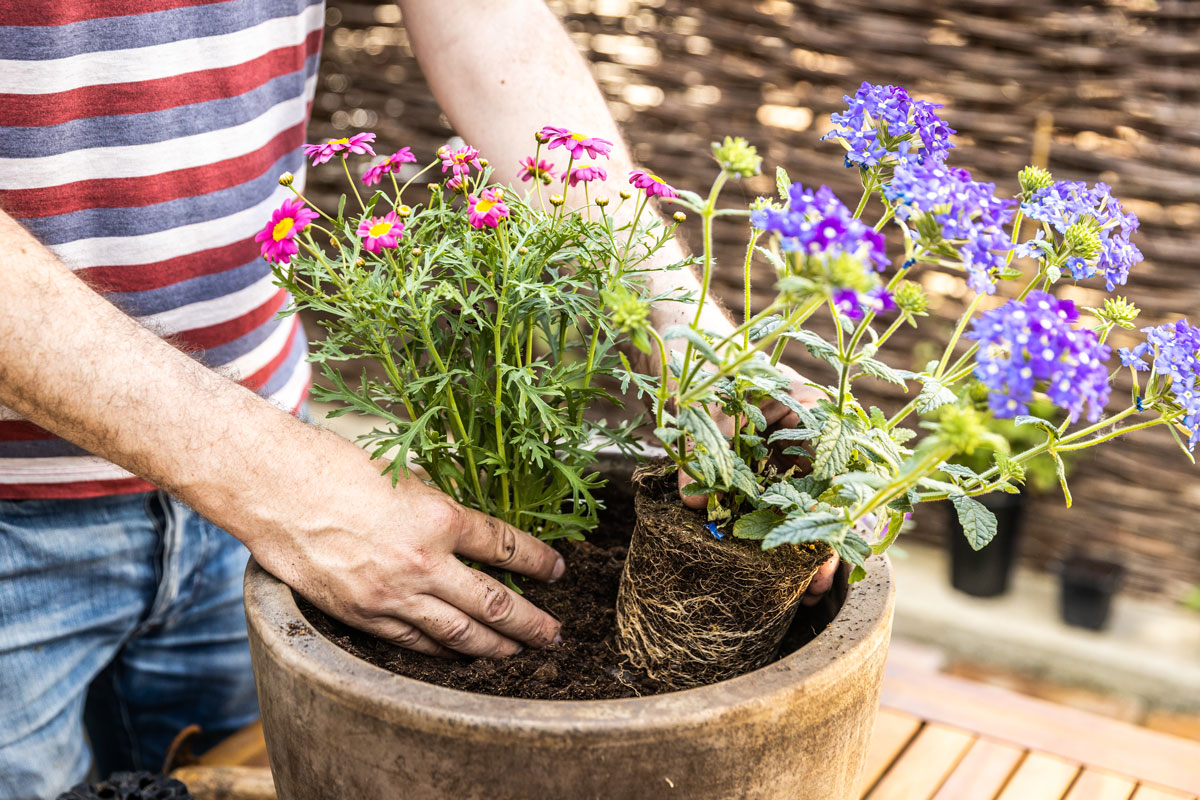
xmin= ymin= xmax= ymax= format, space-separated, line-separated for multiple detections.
xmin=0 ymin=209 xmax=564 ymax=656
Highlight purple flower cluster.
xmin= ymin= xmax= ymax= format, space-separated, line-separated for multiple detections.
xmin=969 ymin=292 xmax=1112 ymax=423
xmin=821 ymin=82 xmax=956 ymax=168
xmin=751 ymin=183 xmax=887 ymax=270
xmin=1020 ymin=181 xmax=1143 ymax=291
xmin=885 ymin=162 xmax=1016 ymax=295
xmin=1119 ymin=319 xmax=1200 ymax=449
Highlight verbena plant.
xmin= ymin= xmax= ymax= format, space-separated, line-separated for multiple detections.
xmin=613 ymin=83 xmax=1198 ymax=581
xmin=257 ymin=131 xmax=687 ymax=551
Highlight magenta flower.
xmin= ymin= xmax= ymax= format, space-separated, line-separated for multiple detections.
xmin=303 ymin=132 xmax=376 ymax=166
xmin=468 ymin=188 xmax=510 ymax=230
xmin=518 ymin=156 xmax=557 ymax=184
xmin=538 ymin=126 xmax=614 ymax=160
xmin=629 ymin=169 xmax=678 ymax=199
xmin=439 ymin=145 xmax=482 ymax=177
xmin=568 ymin=164 xmax=607 ymax=187
xmin=255 ymin=198 xmax=319 ymax=265
xmin=445 ymin=175 xmax=466 ymax=193
xmin=362 ymin=147 xmax=418 ymax=186
xmin=356 ymin=211 xmax=405 ymax=254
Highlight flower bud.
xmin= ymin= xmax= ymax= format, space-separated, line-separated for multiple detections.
xmin=411 ymin=247 xmax=422 ymax=257
xmin=672 ymin=211 xmax=687 ymax=223
xmin=493 ymin=188 xmax=505 ymax=200
xmin=711 ymin=135 xmax=762 ymax=179
xmin=595 ymin=196 xmax=609 ymax=207
xmin=355 ymin=258 xmax=365 ymax=268
xmin=397 ymin=204 xmax=412 ymax=218
xmin=427 ymin=183 xmax=441 ymax=193
xmin=393 ymin=290 xmax=402 ymax=298
xmin=1064 ymin=220 xmax=1102 ymax=260
xmin=893 ymin=280 xmax=929 ymax=315
xmin=329 ymin=236 xmax=340 ymax=249
xmin=619 ymin=190 xmax=632 ymax=200
xmin=278 ymin=172 xmax=295 ymax=187
xmin=601 ymin=286 xmax=650 ymax=334
xmin=550 ymin=194 xmax=565 ymax=206
xmin=937 ymin=404 xmax=989 ymax=456
xmin=478 ymin=158 xmax=489 ymax=168
xmin=1086 ymin=295 xmax=1141 ymax=329
xmin=1018 ymin=165 xmax=1054 ymax=194
xmin=518 ymin=246 xmax=529 ymax=255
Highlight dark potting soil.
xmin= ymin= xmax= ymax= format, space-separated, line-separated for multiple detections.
xmin=297 ymin=485 xmax=835 ymax=700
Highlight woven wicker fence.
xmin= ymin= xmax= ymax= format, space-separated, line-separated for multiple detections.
xmin=307 ymin=0 xmax=1200 ymax=602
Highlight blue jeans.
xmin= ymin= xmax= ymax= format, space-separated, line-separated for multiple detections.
xmin=0 ymin=490 xmax=259 ymax=800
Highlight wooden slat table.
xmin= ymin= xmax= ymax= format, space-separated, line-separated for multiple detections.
xmin=193 ymin=660 xmax=1200 ymax=799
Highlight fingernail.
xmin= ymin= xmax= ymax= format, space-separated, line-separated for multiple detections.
xmin=552 ymin=631 xmax=564 ymax=645
xmin=550 ymin=556 xmax=566 ymax=582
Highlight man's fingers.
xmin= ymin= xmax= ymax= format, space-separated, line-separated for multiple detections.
xmin=453 ymin=505 xmax=565 ymax=582
xmin=801 ymin=555 xmax=840 ymax=606
xmin=678 ymin=470 xmax=707 ymax=509
xmin=405 ymin=594 xmax=524 ymax=658
xmin=436 ymin=562 xmax=562 ymax=648
xmin=365 ymin=617 xmax=454 ymax=658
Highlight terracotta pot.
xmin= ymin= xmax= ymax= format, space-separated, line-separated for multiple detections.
xmin=244 ymin=458 xmax=896 ymax=800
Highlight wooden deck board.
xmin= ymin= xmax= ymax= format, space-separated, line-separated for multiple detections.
xmin=931 ymin=737 xmax=1025 ymax=800
xmin=995 ymin=752 xmax=1081 ymax=800
xmin=1065 ymin=769 xmax=1138 ymax=800
xmin=1131 ymin=785 xmax=1198 ymax=800
xmin=864 ymin=723 xmax=975 ymax=800
xmin=883 ymin=663 xmax=1200 ymax=794
xmin=858 ymin=709 xmax=923 ymax=798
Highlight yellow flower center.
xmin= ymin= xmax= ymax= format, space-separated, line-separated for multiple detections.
xmin=271 ymin=217 xmax=295 ymax=241
xmin=454 ymin=153 xmax=469 ymax=162
xmin=368 ymin=221 xmax=393 ymax=237
xmin=570 ymin=132 xmax=587 ymax=141
xmin=475 ymin=199 xmax=495 ymax=214
xmin=650 ymin=173 xmax=665 ymax=184
xmin=330 ymin=137 xmax=350 ymax=146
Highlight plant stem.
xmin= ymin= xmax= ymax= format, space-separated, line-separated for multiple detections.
xmin=742 ymin=229 xmax=763 ymax=349
xmin=341 ymin=157 xmax=365 ymax=211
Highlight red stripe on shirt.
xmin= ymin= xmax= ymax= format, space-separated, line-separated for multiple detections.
xmin=242 ymin=317 xmax=300 ymax=390
xmin=0 ymin=476 xmax=155 ymax=500
xmin=77 ymin=238 xmax=262 ymax=294
xmin=0 ymin=31 xmax=320 ymax=126
xmin=0 ymin=421 xmax=57 ymax=441
xmin=0 ymin=123 xmax=304 ymax=218
xmin=173 ymin=288 xmax=288 ymax=350
xmin=0 ymin=0 xmax=235 ymax=27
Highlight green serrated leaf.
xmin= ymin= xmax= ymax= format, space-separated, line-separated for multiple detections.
xmin=916 ymin=378 xmax=956 ymax=414
xmin=857 ymin=358 xmax=917 ymax=388
xmin=767 ymin=427 xmax=820 ymax=443
xmin=939 ymin=462 xmax=981 ymax=483
xmin=663 ymin=325 xmax=721 ymax=365
xmin=812 ymin=414 xmax=853 ymax=479
xmin=782 ymin=329 xmax=840 ymax=365
xmin=759 ymin=481 xmax=808 ymax=511
xmin=1014 ymin=414 xmax=1059 ymax=436
xmin=776 ymin=166 xmax=791 ymax=200
xmin=732 ymin=508 xmax=782 ymax=540
xmin=654 ymin=426 xmax=683 ymax=445
xmin=762 ymin=511 xmax=848 ymax=549
xmin=679 ymin=406 xmax=735 ymax=486
xmin=748 ymin=315 xmax=786 ymax=340
xmin=730 ymin=458 xmax=760 ymax=499
xmin=950 ymin=493 xmax=998 ymax=551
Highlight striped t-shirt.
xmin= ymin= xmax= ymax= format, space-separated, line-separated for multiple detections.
xmin=0 ymin=0 xmax=321 ymax=499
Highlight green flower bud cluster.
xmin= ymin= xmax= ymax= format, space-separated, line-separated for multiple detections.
xmin=1086 ymin=296 xmax=1141 ymax=329
xmin=1064 ymin=220 xmax=1103 ymax=260
xmin=712 ymin=136 xmax=763 ymax=179
xmin=937 ymin=404 xmax=991 ymax=456
xmin=1018 ymin=165 xmax=1054 ymax=194
xmin=893 ymin=280 xmax=929 ymax=316
xmin=602 ymin=286 xmax=650 ymax=334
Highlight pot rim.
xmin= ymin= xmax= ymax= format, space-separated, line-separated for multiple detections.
xmin=245 ymin=551 xmax=893 ymax=737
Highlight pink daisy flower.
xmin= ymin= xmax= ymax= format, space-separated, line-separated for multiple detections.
xmin=439 ymin=145 xmax=482 ymax=177
xmin=356 ymin=211 xmax=405 ymax=254
xmin=467 ymin=188 xmax=509 ymax=230
xmin=629 ymin=169 xmax=679 ymax=199
xmin=568 ymin=164 xmax=607 ymax=187
xmin=518 ymin=156 xmax=557 ymax=184
xmin=255 ymin=198 xmax=319 ymax=265
xmin=361 ymin=147 xmax=418 ymax=186
xmin=445 ymin=175 xmax=466 ymax=193
xmin=538 ymin=126 xmax=614 ymax=160
xmin=303 ymin=132 xmax=376 ymax=166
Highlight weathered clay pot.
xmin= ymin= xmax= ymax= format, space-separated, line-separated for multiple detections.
xmin=244 ymin=458 xmax=895 ymax=800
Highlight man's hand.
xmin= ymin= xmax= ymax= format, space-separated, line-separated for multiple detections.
xmin=238 ymin=429 xmax=566 ymax=660
xmin=676 ymin=362 xmax=841 ymax=605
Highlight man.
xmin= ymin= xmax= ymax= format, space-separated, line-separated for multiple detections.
xmin=0 ymin=2 xmax=837 ymax=796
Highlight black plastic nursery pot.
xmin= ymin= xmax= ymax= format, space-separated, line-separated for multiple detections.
xmin=945 ymin=492 xmax=1026 ymax=598
xmin=244 ymin=451 xmax=897 ymax=800
xmin=1058 ymin=555 xmax=1125 ymax=631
